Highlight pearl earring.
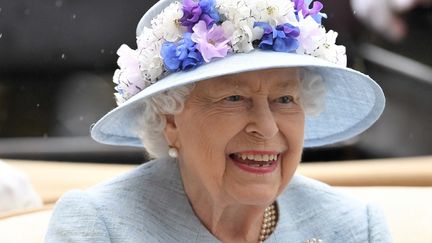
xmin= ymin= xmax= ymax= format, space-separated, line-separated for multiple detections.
xmin=168 ymin=147 xmax=178 ymax=158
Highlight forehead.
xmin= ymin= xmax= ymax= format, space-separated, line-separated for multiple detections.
xmin=197 ymin=68 xmax=300 ymax=91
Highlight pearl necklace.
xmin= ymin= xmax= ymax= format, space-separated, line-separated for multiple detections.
xmin=258 ymin=202 xmax=278 ymax=243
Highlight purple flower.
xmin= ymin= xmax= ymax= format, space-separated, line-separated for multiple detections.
xmin=161 ymin=33 xmax=204 ymax=72
xmin=180 ymin=0 xmax=220 ymax=32
xmin=254 ymin=22 xmax=300 ymax=53
xmin=191 ymin=20 xmax=230 ymax=63
xmin=293 ymin=0 xmax=324 ymax=23
xmin=199 ymin=0 xmax=220 ymax=23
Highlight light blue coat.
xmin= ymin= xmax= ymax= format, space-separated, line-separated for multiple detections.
xmin=45 ymin=158 xmax=393 ymax=242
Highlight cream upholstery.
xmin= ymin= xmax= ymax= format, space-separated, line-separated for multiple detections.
xmin=298 ymin=156 xmax=432 ymax=186
xmin=6 ymin=161 xmax=135 ymax=204
xmin=0 ymin=206 xmax=52 ymax=243
xmin=1 ymin=156 xmax=431 ymax=243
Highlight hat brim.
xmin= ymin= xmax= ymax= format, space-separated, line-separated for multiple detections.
xmin=91 ymin=51 xmax=385 ymax=148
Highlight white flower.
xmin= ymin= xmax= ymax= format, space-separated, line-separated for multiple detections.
xmin=217 ymin=0 xmax=265 ymax=53
xmin=137 ymin=27 xmax=162 ymax=49
xmin=151 ymin=2 xmax=185 ymax=42
xmin=312 ymin=30 xmax=347 ymax=67
xmin=138 ymin=49 xmax=164 ymax=83
xmin=296 ymin=14 xmax=326 ymax=55
xmin=113 ymin=27 xmax=165 ymax=105
xmin=253 ymin=0 xmax=297 ymax=26
xmin=217 ymin=0 xmax=257 ymax=25
xmin=136 ymin=27 xmax=165 ymax=83
xmin=222 ymin=19 xmax=263 ymax=53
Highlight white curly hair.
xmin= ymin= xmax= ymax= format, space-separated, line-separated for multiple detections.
xmin=137 ymin=68 xmax=326 ymax=158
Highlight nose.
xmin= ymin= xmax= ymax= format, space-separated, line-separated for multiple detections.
xmin=245 ymin=99 xmax=278 ymax=139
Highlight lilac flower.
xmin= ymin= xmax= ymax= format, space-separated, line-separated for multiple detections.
xmin=113 ymin=44 xmax=147 ymax=104
xmin=191 ymin=20 xmax=230 ymax=63
xmin=161 ymin=33 xmax=204 ymax=72
xmin=293 ymin=0 xmax=324 ymax=23
xmin=180 ymin=0 xmax=220 ymax=32
xmin=254 ymin=22 xmax=300 ymax=53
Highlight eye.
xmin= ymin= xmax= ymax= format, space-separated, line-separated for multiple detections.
xmin=276 ymin=95 xmax=293 ymax=104
xmin=225 ymin=95 xmax=244 ymax=102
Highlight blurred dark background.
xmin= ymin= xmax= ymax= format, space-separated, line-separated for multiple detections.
xmin=0 ymin=0 xmax=431 ymax=163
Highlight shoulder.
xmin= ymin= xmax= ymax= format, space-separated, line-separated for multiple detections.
xmin=279 ymin=174 xmax=369 ymax=227
xmin=275 ymin=175 xmax=393 ymax=242
xmin=84 ymin=158 xmax=185 ymax=216
xmin=45 ymin=189 xmax=111 ymax=242
xmin=281 ymin=174 xmax=363 ymax=206
xmin=46 ymin=158 xmax=185 ymax=242
xmin=87 ymin=157 xmax=181 ymax=196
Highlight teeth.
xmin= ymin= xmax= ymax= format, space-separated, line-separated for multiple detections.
xmin=235 ymin=153 xmax=278 ymax=162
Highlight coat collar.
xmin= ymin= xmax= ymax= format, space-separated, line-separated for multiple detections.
xmin=148 ymin=158 xmax=324 ymax=243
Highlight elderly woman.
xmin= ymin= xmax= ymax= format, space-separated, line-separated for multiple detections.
xmin=46 ymin=0 xmax=393 ymax=242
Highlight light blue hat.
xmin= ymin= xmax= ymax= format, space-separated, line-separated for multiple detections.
xmin=91 ymin=0 xmax=385 ymax=148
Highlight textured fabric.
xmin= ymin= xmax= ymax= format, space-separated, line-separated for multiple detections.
xmin=90 ymin=0 xmax=385 ymax=149
xmin=45 ymin=158 xmax=394 ymax=243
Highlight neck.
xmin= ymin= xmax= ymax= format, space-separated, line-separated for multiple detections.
xmin=177 ymin=160 xmax=276 ymax=242
xmin=191 ymin=193 xmax=268 ymax=243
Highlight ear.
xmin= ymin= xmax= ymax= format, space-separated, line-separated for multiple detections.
xmin=163 ymin=115 xmax=181 ymax=149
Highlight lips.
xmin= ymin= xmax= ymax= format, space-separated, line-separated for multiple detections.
xmin=229 ymin=151 xmax=280 ymax=174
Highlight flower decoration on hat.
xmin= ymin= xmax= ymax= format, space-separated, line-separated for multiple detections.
xmin=113 ymin=0 xmax=347 ymax=105
xmin=253 ymin=22 xmax=300 ymax=52
xmin=180 ymin=0 xmax=221 ymax=31
xmin=161 ymin=32 xmax=204 ymax=72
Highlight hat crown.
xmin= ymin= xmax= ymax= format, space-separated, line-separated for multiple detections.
xmin=115 ymin=0 xmax=347 ymax=105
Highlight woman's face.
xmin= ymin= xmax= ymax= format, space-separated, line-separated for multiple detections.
xmin=164 ymin=68 xmax=305 ymax=206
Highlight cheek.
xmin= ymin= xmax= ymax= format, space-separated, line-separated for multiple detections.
xmin=176 ymin=109 xmax=247 ymax=178
xmin=180 ymin=109 xmax=246 ymax=151
xmin=278 ymin=113 xmax=305 ymax=184
xmin=279 ymin=111 xmax=305 ymax=145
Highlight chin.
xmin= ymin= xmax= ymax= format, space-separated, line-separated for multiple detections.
xmin=227 ymin=183 xmax=281 ymax=206
xmin=221 ymin=150 xmax=299 ymax=205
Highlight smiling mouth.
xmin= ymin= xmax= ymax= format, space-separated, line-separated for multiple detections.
xmin=229 ymin=152 xmax=279 ymax=168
